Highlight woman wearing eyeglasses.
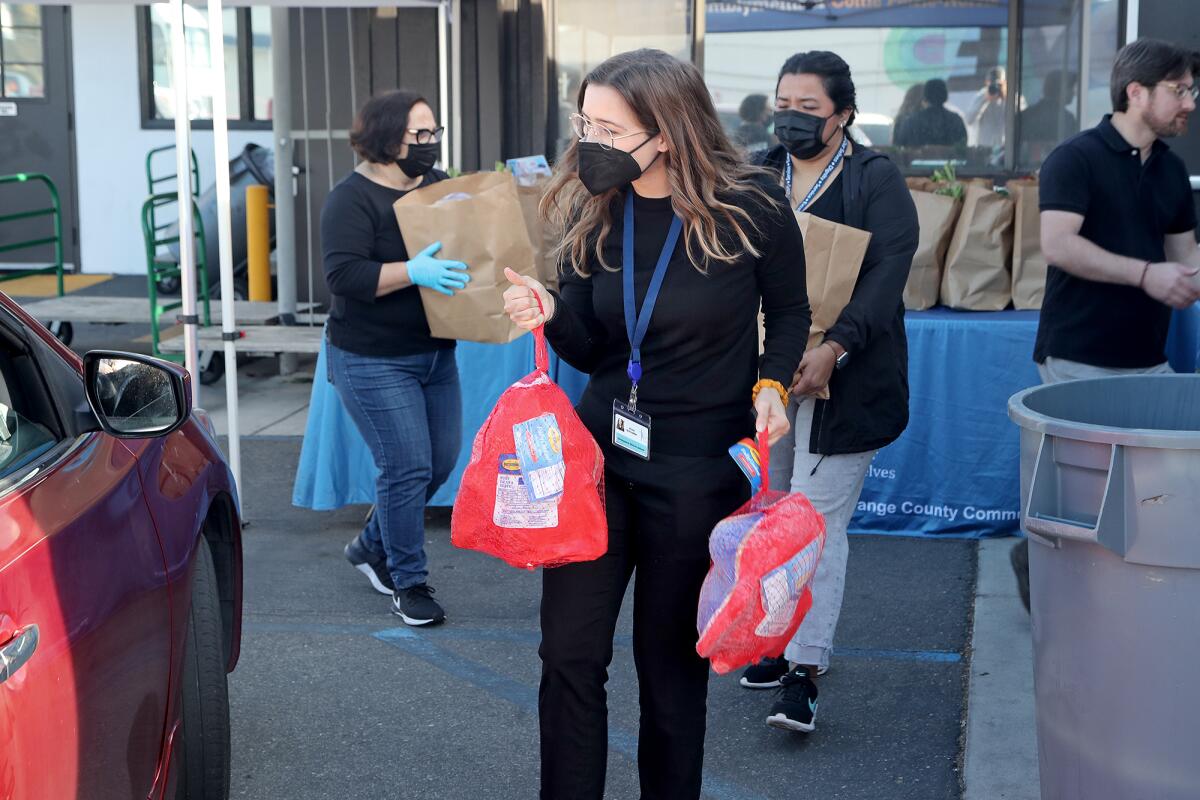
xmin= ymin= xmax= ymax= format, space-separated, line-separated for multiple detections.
xmin=321 ymin=89 xmax=465 ymax=626
xmin=501 ymin=49 xmax=810 ymax=799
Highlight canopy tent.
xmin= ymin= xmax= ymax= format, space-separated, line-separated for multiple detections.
xmin=23 ymin=0 xmax=462 ymax=496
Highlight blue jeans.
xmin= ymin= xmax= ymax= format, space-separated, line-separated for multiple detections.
xmin=326 ymin=343 xmax=462 ymax=589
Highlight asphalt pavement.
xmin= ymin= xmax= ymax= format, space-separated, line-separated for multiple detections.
xmin=230 ymin=437 xmax=976 ymax=800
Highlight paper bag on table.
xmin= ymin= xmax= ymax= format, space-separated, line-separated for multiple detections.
xmin=1006 ymin=178 xmax=1046 ymax=310
xmin=758 ymin=212 xmax=871 ymax=401
xmin=904 ymin=188 xmax=961 ymax=310
xmin=941 ymin=181 xmax=1014 ymax=311
xmin=393 ymin=172 xmax=537 ymax=344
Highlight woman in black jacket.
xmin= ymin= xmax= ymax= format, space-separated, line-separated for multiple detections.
xmin=737 ymin=51 xmax=919 ymax=735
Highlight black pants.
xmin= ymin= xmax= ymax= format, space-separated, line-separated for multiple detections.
xmin=538 ymin=448 xmax=749 ymax=800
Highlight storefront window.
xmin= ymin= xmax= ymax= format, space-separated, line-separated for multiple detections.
xmin=1016 ymin=1 xmax=1082 ymax=170
xmin=551 ymin=0 xmax=693 ymax=157
xmin=705 ymin=2 xmax=1010 ymax=173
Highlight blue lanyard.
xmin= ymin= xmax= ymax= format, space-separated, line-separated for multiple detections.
xmin=623 ymin=191 xmax=683 ymax=398
xmin=784 ymin=133 xmax=849 ymax=211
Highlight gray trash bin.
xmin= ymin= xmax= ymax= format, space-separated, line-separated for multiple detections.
xmin=1009 ymin=374 xmax=1200 ymax=800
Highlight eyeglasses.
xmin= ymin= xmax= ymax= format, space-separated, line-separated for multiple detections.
xmin=406 ymin=126 xmax=446 ymax=144
xmin=569 ymin=113 xmax=655 ymax=150
xmin=1157 ymin=81 xmax=1199 ymax=101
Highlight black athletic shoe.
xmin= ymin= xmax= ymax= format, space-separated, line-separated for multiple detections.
xmin=766 ymin=666 xmax=819 ymax=733
xmin=344 ymin=537 xmax=395 ymax=596
xmin=1010 ymin=538 xmax=1031 ymax=613
xmin=740 ymin=656 xmax=828 ymax=688
xmin=392 ymin=584 xmax=445 ymax=627
xmin=740 ymin=657 xmax=790 ymax=689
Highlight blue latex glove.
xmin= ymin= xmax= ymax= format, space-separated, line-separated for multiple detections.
xmin=406 ymin=242 xmax=471 ymax=296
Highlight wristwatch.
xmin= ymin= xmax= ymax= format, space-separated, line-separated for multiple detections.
xmin=823 ymin=340 xmax=850 ymax=370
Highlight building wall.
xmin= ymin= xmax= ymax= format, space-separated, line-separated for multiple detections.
xmin=71 ymin=5 xmax=270 ymax=275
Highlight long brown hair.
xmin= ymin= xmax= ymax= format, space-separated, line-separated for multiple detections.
xmin=540 ymin=49 xmax=772 ymax=277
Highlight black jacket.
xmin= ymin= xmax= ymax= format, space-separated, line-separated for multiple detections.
xmin=756 ymin=145 xmax=919 ymax=455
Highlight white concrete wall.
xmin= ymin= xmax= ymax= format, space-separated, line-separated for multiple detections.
xmin=71 ymin=5 xmax=270 ymax=275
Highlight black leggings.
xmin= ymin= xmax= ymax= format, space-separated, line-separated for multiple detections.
xmin=538 ymin=449 xmax=748 ymax=800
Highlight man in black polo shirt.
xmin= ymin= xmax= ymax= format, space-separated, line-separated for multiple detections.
xmin=1012 ymin=38 xmax=1200 ymax=608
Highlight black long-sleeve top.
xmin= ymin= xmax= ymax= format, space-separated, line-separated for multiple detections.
xmin=320 ymin=169 xmax=454 ymax=356
xmin=544 ymin=179 xmax=810 ymax=458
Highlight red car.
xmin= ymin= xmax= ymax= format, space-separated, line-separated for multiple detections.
xmin=0 ymin=293 xmax=242 ymax=800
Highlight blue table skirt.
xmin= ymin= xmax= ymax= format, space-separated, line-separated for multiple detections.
xmin=294 ymin=306 xmax=1200 ymax=538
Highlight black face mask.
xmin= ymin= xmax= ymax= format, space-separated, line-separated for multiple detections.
xmin=774 ymin=109 xmax=838 ymax=161
xmin=395 ymin=142 xmax=439 ymax=179
xmin=576 ymin=134 xmax=656 ymax=196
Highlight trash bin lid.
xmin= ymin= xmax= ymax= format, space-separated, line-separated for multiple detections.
xmin=1009 ymin=374 xmax=1200 ymax=450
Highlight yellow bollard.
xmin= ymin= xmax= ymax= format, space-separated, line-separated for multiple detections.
xmin=246 ymin=184 xmax=272 ymax=302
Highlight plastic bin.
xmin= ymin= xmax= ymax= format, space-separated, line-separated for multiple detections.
xmin=169 ymin=143 xmax=275 ymax=290
xmin=1009 ymin=374 xmax=1200 ymax=800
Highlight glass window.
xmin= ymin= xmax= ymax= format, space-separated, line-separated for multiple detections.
xmin=1082 ymin=0 xmax=1120 ymax=130
xmin=1016 ymin=1 xmax=1083 ymax=170
xmin=0 ymin=4 xmax=45 ymax=99
xmin=705 ymin=4 xmax=1010 ymax=173
xmin=0 ymin=347 xmax=60 ymax=484
xmin=551 ymin=0 xmax=694 ymax=157
xmin=141 ymin=5 xmax=272 ymax=126
xmin=147 ymin=4 xmax=241 ymax=121
xmin=250 ymin=7 xmax=273 ymax=121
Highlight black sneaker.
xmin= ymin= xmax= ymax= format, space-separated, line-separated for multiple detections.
xmin=740 ymin=656 xmax=828 ymax=689
xmin=740 ymin=657 xmax=790 ymax=689
xmin=392 ymin=584 xmax=445 ymax=627
xmin=1010 ymin=538 xmax=1031 ymax=613
xmin=344 ymin=537 xmax=395 ymax=596
xmin=766 ymin=666 xmax=819 ymax=733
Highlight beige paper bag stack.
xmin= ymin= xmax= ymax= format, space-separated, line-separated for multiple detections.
xmin=1006 ymin=178 xmax=1046 ymax=309
xmin=903 ymin=177 xmax=961 ymax=310
xmin=940 ymin=180 xmax=1014 ymax=310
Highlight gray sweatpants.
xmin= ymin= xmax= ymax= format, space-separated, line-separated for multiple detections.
xmin=769 ymin=397 xmax=876 ymax=669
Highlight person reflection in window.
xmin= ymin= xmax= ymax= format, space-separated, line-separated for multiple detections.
xmin=735 ymin=93 xmax=773 ymax=151
xmin=891 ymin=83 xmax=925 ymax=145
xmin=1019 ymin=69 xmax=1079 ymax=164
xmin=893 ymin=79 xmax=967 ymax=147
xmin=968 ymin=67 xmax=1009 ymax=148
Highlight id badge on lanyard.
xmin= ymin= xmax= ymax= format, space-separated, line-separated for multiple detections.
xmin=612 ymin=191 xmax=683 ymax=461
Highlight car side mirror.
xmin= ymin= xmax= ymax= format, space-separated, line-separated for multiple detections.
xmin=83 ymin=351 xmax=192 ymax=438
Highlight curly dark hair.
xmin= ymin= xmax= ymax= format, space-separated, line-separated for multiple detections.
xmin=348 ymin=89 xmax=428 ymax=163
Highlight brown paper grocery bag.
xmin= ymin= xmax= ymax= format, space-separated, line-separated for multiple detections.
xmin=394 ymin=172 xmax=537 ymax=344
xmin=905 ymin=189 xmax=961 ymax=310
xmin=516 ymin=179 xmax=563 ymax=292
xmin=1007 ymin=178 xmax=1046 ymax=309
xmin=941 ymin=182 xmax=1014 ymax=310
xmin=758 ymin=213 xmax=871 ymax=400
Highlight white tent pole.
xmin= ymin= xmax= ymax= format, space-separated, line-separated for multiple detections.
xmin=450 ymin=0 xmax=461 ymax=171
xmin=169 ymin=0 xmax=199 ymax=401
xmin=206 ymin=0 xmax=242 ymax=495
xmin=437 ymin=0 xmax=449 ymax=168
